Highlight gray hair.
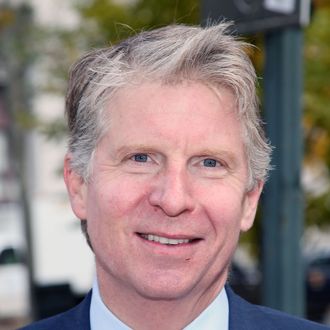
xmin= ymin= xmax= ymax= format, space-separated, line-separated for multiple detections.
xmin=66 ymin=23 xmax=272 ymax=190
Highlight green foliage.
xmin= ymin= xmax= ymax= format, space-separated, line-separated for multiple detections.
xmin=77 ymin=0 xmax=199 ymax=44
xmin=306 ymin=190 xmax=330 ymax=227
xmin=303 ymin=3 xmax=330 ymax=227
xmin=304 ymin=5 xmax=330 ymax=163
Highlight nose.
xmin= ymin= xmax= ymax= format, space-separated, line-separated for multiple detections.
xmin=148 ymin=167 xmax=195 ymax=217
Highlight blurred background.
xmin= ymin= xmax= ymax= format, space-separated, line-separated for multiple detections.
xmin=0 ymin=0 xmax=329 ymax=329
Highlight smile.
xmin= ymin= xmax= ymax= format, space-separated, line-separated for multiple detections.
xmin=139 ymin=233 xmax=194 ymax=245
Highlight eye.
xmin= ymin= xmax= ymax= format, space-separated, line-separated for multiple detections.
xmin=191 ymin=156 xmax=228 ymax=178
xmin=203 ymin=158 xmax=218 ymax=167
xmin=132 ymin=153 xmax=149 ymax=162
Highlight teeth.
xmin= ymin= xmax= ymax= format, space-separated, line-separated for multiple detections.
xmin=141 ymin=234 xmax=190 ymax=245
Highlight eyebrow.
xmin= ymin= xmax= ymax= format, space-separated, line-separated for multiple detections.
xmin=113 ymin=144 xmax=157 ymax=158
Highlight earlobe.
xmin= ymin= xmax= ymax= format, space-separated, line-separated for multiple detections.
xmin=63 ymin=154 xmax=87 ymax=220
xmin=240 ymin=181 xmax=264 ymax=232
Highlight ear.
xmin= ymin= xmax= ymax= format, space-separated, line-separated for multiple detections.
xmin=63 ymin=154 xmax=87 ymax=220
xmin=240 ymin=181 xmax=264 ymax=232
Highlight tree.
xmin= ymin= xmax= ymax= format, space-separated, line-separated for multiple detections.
xmin=78 ymin=0 xmax=199 ymax=43
xmin=304 ymin=1 xmax=330 ymax=226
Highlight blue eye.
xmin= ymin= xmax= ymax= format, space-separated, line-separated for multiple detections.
xmin=133 ymin=154 xmax=148 ymax=162
xmin=203 ymin=158 xmax=217 ymax=167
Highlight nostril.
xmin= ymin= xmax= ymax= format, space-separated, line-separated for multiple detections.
xmin=149 ymin=195 xmax=195 ymax=217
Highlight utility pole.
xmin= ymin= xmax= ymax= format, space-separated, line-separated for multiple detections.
xmin=262 ymin=27 xmax=305 ymax=316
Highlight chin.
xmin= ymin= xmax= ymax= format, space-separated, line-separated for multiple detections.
xmin=133 ymin=274 xmax=200 ymax=301
xmin=137 ymin=286 xmax=192 ymax=301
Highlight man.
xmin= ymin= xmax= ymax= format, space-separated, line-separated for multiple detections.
xmin=21 ymin=23 xmax=327 ymax=329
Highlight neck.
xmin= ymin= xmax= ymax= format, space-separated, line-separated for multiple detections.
xmin=96 ymin=265 xmax=228 ymax=330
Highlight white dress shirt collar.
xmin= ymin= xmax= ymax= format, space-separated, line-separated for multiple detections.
xmin=90 ymin=279 xmax=229 ymax=330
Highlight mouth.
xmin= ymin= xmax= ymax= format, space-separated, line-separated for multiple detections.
xmin=137 ymin=233 xmax=201 ymax=246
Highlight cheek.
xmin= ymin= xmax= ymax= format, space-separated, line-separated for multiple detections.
xmin=86 ymin=177 xmax=151 ymax=224
xmin=85 ymin=182 xmax=134 ymax=259
xmin=200 ymin=187 xmax=245 ymax=233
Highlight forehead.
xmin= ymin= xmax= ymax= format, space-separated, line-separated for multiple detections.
xmin=99 ymin=82 xmax=246 ymax=158
xmin=105 ymin=81 xmax=238 ymax=125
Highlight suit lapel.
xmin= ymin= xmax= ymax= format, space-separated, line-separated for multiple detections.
xmin=226 ymin=285 xmax=267 ymax=330
xmin=64 ymin=291 xmax=92 ymax=329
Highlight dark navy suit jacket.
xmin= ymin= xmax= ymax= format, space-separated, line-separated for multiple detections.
xmin=19 ymin=286 xmax=329 ymax=329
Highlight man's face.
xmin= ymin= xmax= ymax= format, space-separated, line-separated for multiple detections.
xmin=65 ymin=82 xmax=262 ymax=303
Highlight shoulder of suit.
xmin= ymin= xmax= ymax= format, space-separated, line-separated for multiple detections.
xmin=18 ymin=291 xmax=92 ymax=330
xmin=253 ymin=303 xmax=329 ymax=329
xmin=226 ymin=285 xmax=328 ymax=330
